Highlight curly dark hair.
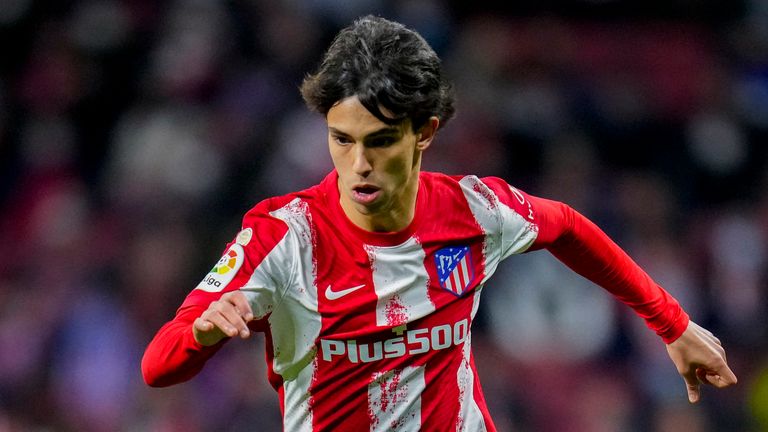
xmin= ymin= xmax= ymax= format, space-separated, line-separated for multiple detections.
xmin=300 ymin=15 xmax=456 ymax=131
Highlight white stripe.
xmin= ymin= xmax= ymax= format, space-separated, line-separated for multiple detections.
xmin=470 ymin=283 xmax=483 ymax=319
xmin=452 ymin=270 xmax=462 ymax=294
xmin=283 ymin=359 xmax=317 ymax=431
xmin=448 ymin=271 xmax=457 ymax=293
xmin=457 ymin=289 xmax=487 ymax=431
xmin=368 ymin=366 xmax=425 ymax=431
xmin=259 ymin=198 xmax=321 ymax=430
xmin=368 ymin=238 xmax=435 ymax=327
xmin=456 ymin=336 xmax=486 ymax=432
xmin=458 ymin=176 xmax=537 ymax=282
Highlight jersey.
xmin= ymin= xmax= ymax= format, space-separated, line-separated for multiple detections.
xmin=142 ymin=171 xmax=689 ymax=431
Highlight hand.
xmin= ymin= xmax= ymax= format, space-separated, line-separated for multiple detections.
xmin=193 ymin=291 xmax=254 ymax=346
xmin=666 ymin=320 xmax=737 ymax=403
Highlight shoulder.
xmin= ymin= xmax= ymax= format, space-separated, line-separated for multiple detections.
xmin=421 ymin=171 xmax=510 ymax=191
xmin=419 ymin=171 xmax=486 ymax=196
xmin=423 ymin=171 xmax=538 ymax=223
xmin=421 ymin=171 xmax=514 ymax=205
xmin=241 ymin=173 xmax=334 ymax=241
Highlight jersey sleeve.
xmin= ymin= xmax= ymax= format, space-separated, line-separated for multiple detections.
xmin=481 ymin=177 xmax=689 ymax=343
xmin=180 ymin=204 xmax=293 ymax=318
xmin=142 ymin=200 xmax=292 ymax=387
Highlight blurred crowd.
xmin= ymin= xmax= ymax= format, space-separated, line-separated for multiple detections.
xmin=0 ymin=1 xmax=766 ymax=431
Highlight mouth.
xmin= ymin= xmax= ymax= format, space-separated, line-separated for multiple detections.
xmin=351 ymin=184 xmax=381 ymax=204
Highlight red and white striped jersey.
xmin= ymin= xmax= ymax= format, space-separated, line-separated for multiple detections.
xmin=142 ymin=171 xmax=689 ymax=431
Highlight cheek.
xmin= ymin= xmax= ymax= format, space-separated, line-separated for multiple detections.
xmin=382 ymin=153 xmax=413 ymax=184
xmin=328 ymin=146 xmax=347 ymax=171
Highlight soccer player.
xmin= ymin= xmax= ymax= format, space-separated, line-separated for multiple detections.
xmin=142 ymin=15 xmax=737 ymax=431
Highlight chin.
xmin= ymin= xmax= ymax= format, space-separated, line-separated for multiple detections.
xmin=354 ymin=198 xmax=385 ymax=216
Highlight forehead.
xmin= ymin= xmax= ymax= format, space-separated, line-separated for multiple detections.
xmin=326 ymin=96 xmax=407 ymax=137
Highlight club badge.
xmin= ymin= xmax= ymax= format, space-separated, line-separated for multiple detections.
xmin=435 ymin=246 xmax=474 ymax=297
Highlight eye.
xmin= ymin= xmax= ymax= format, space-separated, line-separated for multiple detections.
xmin=332 ymin=135 xmax=352 ymax=146
xmin=367 ymin=136 xmax=396 ymax=148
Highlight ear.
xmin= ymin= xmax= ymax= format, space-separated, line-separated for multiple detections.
xmin=416 ymin=116 xmax=440 ymax=151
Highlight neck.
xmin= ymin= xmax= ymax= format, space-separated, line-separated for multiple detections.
xmin=339 ymin=172 xmax=420 ymax=233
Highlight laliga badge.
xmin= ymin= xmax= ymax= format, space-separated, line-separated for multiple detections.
xmin=195 ymin=244 xmax=245 ymax=292
xmin=236 ymin=228 xmax=253 ymax=246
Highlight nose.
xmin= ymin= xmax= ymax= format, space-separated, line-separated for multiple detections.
xmin=352 ymin=144 xmax=373 ymax=177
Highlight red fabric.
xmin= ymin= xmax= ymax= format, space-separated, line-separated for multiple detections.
xmin=141 ymin=304 xmax=224 ymax=387
xmin=141 ymin=304 xmax=270 ymax=387
xmin=526 ymin=193 xmax=689 ymax=343
xmin=141 ymin=172 xmax=689 ymax=409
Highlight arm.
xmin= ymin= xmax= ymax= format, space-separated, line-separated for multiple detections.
xmin=141 ymin=304 xmax=223 ymax=387
xmin=141 ymin=202 xmax=291 ymax=387
xmin=528 ymin=196 xmax=688 ymax=342
xmin=522 ymin=194 xmax=736 ymax=401
xmin=140 ymin=292 xmax=255 ymax=387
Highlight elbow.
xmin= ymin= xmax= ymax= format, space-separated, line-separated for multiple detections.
xmin=141 ymin=348 xmax=173 ymax=388
xmin=141 ymin=344 xmax=202 ymax=388
xmin=143 ymin=375 xmax=165 ymax=388
xmin=142 ymin=370 xmax=163 ymax=388
xmin=141 ymin=355 xmax=163 ymax=387
xmin=142 ymin=365 xmax=176 ymax=388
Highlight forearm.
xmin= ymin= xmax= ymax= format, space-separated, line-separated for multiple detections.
xmin=141 ymin=305 xmax=226 ymax=387
xmin=531 ymin=198 xmax=689 ymax=343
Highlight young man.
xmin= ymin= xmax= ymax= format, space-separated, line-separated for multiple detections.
xmin=142 ymin=15 xmax=736 ymax=431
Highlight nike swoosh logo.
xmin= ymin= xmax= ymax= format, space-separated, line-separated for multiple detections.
xmin=325 ymin=284 xmax=366 ymax=300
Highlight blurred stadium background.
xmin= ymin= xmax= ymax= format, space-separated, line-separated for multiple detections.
xmin=0 ymin=1 xmax=766 ymax=431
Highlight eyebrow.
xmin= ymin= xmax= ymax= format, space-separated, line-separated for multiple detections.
xmin=328 ymin=126 xmax=402 ymax=139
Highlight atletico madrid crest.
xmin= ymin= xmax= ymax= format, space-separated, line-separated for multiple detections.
xmin=434 ymin=246 xmax=474 ymax=297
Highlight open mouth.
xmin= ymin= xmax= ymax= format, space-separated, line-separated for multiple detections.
xmin=352 ymin=185 xmax=381 ymax=204
xmin=355 ymin=186 xmax=379 ymax=195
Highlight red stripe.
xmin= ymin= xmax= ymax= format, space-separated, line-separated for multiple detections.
xmin=457 ymin=261 xmax=467 ymax=292
xmin=451 ymin=269 xmax=464 ymax=294
xmin=309 ymin=199 xmax=389 ymax=430
xmin=460 ymin=257 xmax=471 ymax=290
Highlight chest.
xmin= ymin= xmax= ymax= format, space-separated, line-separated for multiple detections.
xmin=302 ymin=228 xmax=487 ymax=339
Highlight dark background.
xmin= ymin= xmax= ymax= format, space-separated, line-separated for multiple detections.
xmin=0 ymin=1 xmax=766 ymax=430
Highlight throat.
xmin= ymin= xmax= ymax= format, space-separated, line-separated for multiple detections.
xmin=340 ymin=191 xmax=418 ymax=233
xmin=348 ymin=201 xmax=413 ymax=233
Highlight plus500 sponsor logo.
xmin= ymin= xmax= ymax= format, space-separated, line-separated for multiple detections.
xmin=320 ymin=319 xmax=469 ymax=364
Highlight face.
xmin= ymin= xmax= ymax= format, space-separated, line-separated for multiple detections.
xmin=327 ymin=96 xmax=437 ymax=232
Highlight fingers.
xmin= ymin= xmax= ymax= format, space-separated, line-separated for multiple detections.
xmin=720 ymin=364 xmax=738 ymax=386
xmin=193 ymin=316 xmax=215 ymax=333
xmin=699 ymin=363 xmax=738 ymax=388
xmin=680 ymin=362 xmax=738 ymax=404
xmin=223 ymin=291 xmax=254 ymax=322
xmin=206 ymin=302 xmax=250 ymax=338
xmin=682 ymin=369 xmax=701 ymax=404
xmin=193 ymin=291 xmax=255 ymax=345
xmin=192 ymin=316 xmax=227 ymax=346
xmin=683 ymin=361 xmax=738 ymax=403
xmin=684 ymin=359 xmax=738 ymax=403
xmin=668 ymin=321 xmax=738 ymax=404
